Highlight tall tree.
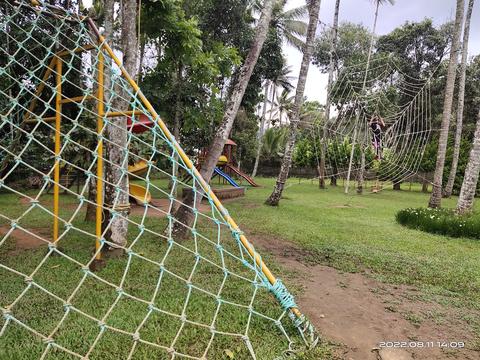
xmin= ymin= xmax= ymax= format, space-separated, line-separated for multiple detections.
xmin=456 ymin=109 xmax=480 ymax=214
xmin=444 ymin=0 xmax=475 ymax=198
xmin=345 ymin=0 xmax=394 ymax=195
xmin=172 ymin=0 xmax=275 ymax=237
xmin=251 ymin=81 xmax=270 ymax=177
xmin=102 ymin=0 xmax=138 ymax=251
xmin=319 ymin=0 xmax=340 ymax=188
xmin=265 ymin=0 xmax=322 ymax=206
xmin=428 ymin=0 xmax=465 ymax=208
xmin=252 ymin=64 xmax=294 ymax=177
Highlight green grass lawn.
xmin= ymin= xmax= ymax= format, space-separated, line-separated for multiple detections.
xmin=1 ymin=176 xmax=479 ymax=359
xmin=0 ymin=180 xmax=333 ymax=360
xmin=227 ymin=178 xmax=480 ymax=312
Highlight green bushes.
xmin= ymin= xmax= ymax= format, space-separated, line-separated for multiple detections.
xmin=396 ymin=207 xmax=480 ymax=240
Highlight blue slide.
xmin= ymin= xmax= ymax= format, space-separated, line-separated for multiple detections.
xmin=214 ymin=167 xmax=240 ymax=188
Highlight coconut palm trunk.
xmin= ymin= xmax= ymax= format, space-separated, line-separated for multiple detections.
xmin=265 ymin=0 xmax=322 ymax=206
xmin=171 ymin=0 xmax=275 ymax=238
xmin=346 ymin=0 xmax=393 ymax=194
xmin=444 ymin=0 xmax=475 ymax=198
xmin=456 ymin=110 xmax=480 ymax=214
xmin=102 ymin=0 xmax=138 ymax=251
xmin=252 ymin=82 xmax=270 ymax=178
xmin=428 ymin=0 xmax=465 ymax=208
xmin=320 ymin=0 xmax=340 ymax=189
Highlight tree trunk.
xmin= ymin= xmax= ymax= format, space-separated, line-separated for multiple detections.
xmin=169 ymin=64 xmax=183 ymax=198
xmin=346 ymin=0 xmax=379 ymax=194
xmin=443 ymin=0 xmax=474 ymax=198
xmin=269 ymin=83 xmax=277 ymax=125
xmin=171 ymin=0 xmax=275 ymax=238
xmin=456 ymin=110 xmax=480 ymax=214
xmin=357 ymin=143 xmax=365 ymax=194
xmin=252 ymin=82 xmax=270 ymax=178
xmin=102 ymin=0 xmax=138 ymax=250
xmin=393 ymin=181 xmax=401 ymax=191
xmin=321 ymin=0 xmax=340 ymax=189
xmin=356 ymin=0 xmax=382 ymax=195
xmin=428 ymin=0 xmax=465 ymax=208
xmin=422 ymin=178 xmax=429 ymax=193
xmin=85 ymin=175 xmax=97 ymax=221
xmin=265 ymin=0 xmax=322 ymax=206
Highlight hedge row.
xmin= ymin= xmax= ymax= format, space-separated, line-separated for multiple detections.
xmin=396 ymin=207 xmax=480 ymax=240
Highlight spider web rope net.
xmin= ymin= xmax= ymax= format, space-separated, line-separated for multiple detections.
xmin=0 ymin=2 xmax=316 ymax=359
xmin=305 ymin=56 xmax=433 ymax=191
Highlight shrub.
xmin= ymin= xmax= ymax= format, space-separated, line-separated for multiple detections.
xmin=396 ymin=207 xmax=480 ymax=240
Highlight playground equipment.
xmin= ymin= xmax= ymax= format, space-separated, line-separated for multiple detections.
xmin=0 ymin=1 xmax=317 ymax=358
xmin=202 ymin=139 xmax=259 ymax=188
xmin=127 ymin=160 xmax=152 ymax=205
xmin=129 ymin=183 xmax=152 ymax=205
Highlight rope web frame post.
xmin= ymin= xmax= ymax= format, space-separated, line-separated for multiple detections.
xmin=0 ymin=1 xmax=317 ymax=358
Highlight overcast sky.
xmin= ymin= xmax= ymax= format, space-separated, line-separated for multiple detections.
xmin=286 ymin=0 xmax=480 ymax=104
xmin=81 ymin=0 xmax=479 ymax=104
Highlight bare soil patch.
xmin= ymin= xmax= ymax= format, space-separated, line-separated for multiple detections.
xmin=0 ymin=225 xmax=50 ymax=253
xmin=250 ymin=233 xmax=479 ymax=360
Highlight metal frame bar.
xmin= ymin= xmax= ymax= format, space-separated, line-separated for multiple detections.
xmin=95 ymin=50 xmax=104 ymax=260
xmin=87 ymin=19 xmax=304 ymax=319
xmin=53 ymin=57 xmax=62 ymax=242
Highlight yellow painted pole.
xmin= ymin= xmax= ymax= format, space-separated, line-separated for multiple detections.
xmin=95 ymin=50 xmax=105 ymax=260
xmin=24 ymin=57 xmax=57 ymax=122
xmin=91 ymin=29 xmax=303 ymax=318
xmin=53 ymin=58 xmax=62 ymax=242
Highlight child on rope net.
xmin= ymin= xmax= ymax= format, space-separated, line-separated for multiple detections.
xmin=369 ymin=114 xmax=385 ymax=160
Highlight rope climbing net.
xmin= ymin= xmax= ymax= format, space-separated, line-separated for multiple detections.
xmin=309 ymin=55 xmax=433 ymax=191
xmin=0 ymin=1 xmax=316 ymax=359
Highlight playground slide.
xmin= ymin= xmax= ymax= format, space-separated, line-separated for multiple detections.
xmin=225 ymin=164 xmax=259 ymax=187
xmin=129 ymin=183 xmax=152 ymax=205
xmin=128 ymin=160 xmax=149 ymax=177
xmin=214 ymin=167 xmax=240 ymax=188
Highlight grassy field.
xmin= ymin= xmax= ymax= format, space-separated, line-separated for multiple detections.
xmin=1 ymin=176 xmax=479 ymax=359
xmin=0 ymin=180 xmax=333 ymax=360
xmin=228 ymin=178 xmax=480 ymax=312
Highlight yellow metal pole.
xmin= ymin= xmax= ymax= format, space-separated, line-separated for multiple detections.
xmin=95 ymin=50 xmax=105 ymax=260
xmin=24 ymin=57 xmax=57 ymax=122
xmin=93 ymin=31 xmax=304 ymax=318
xmin=104 ymin=110 xmax=145 ymax=118
xmin=53 ymin=58 xmax=62 ymax=242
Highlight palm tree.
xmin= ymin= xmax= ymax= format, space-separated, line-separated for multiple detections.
xmin=320 ymin=0 xmax=341 ymax=189
xmin=266 ymin=0 xmax=322 ymax=206
xmin=444 ymin=0 xmax=475 ymax=198
xmin=345 ymin=0 xmax=395 ymax=194
xmin=274 ymin=88 xmax=295 ymax=125
xmin=252 ymin=64 xmax=294 ymax=177
xmin=456 ymin=109 xmax=480 ymax=214
xmin=428 ymin=0 xmax=465 ymax=208
xmin=172 ymin=0 xmax=275 ymax=238
xmin=272 ymin=1 xmax=309 ymax=51
xmin=261 ymin=127 xmax=288 ymax=161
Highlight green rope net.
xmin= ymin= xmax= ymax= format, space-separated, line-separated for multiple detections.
xmin=0 ymin=1 xmax=317 ymax=359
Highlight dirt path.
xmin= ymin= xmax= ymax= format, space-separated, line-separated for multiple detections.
xmin=250 ymin=234 xmax=479 ymax=360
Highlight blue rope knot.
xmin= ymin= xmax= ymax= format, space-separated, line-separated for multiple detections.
xmin=2 ymin=308 xmax=12 ymax=320
xmin=269 ymin=279 xmax=297 ymax=310
xmin=293 ymin=314 xmax=305 ymax=328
